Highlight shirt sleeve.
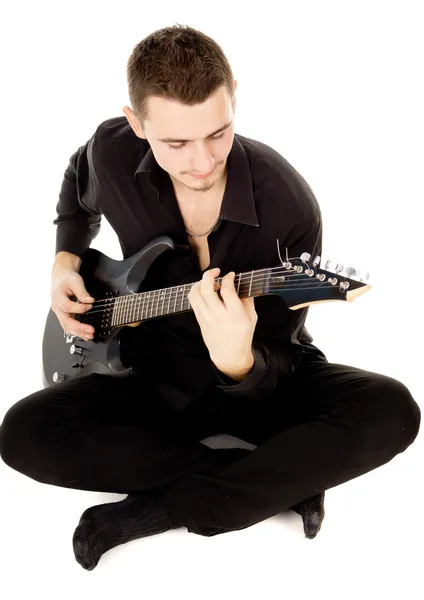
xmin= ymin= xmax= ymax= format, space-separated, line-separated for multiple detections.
xmin=213 ymin=209 xmax=323 ymax=399
xmin=53 ymin=136 xmax=102 ymax=258
xmin=213 ymin=345 xmax=267 ymax=388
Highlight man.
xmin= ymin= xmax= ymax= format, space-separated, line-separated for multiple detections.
xmin=0 ymin=24 xmax=420 ymax=571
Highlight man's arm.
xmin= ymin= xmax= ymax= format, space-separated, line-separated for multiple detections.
xmin=52 ymin=251 xmax=82 ymax=276
xmin=213 ymin=210 xmax=323 ymax=399
xmin=53 ymin=137 xmax=102 ymax=259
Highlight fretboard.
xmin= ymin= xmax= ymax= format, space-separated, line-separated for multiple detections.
xmin=110 ymin=268 xmax=275 ymax=326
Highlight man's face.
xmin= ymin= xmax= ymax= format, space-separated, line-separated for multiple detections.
xmin=123 ymin=82 xmax=237 ymax=193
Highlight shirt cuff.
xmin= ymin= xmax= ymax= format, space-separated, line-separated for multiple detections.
xmin=214 ymin=347 xmax=267 ymax=393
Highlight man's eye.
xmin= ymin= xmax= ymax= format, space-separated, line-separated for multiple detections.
xmin=168 ymin=131 xmax=225 ymax=151
xmin=168 ymin=143 xmax=185 ymax=151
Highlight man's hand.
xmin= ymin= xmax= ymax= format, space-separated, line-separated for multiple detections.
xmin=188 ymin=267 xmax=258 ymax=378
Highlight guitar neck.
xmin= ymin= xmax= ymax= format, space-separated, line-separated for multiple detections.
xmin=78 ymin=255 xmax=370 ymax=331
xmin=111 ymin=268 xmax=271 ymax=326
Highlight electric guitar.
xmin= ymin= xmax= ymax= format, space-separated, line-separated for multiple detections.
xmin=42 ymin=235 xmax=372 ymax=387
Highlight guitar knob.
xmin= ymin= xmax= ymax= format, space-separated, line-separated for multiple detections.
xmin=300 ymin=252 xmax=311 ymax=262
xmin=70 ymin=344 xmax=83 ymax=355
xmin=312 ymin=255 xmax=321 ymax=267
xmin=53 ymin=372 xmax=66 ymax=383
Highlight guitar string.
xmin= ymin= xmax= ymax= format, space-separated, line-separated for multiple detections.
xmin=76 ymin=266 xmax=344 ymax=313
xmin=74 ymin=274 xmax=330 ymax=314
xmin=75 ymin=275 xmax=334 ymax=318
xmin=77 ymin=280 xmax=344 ymax=325
xmin=74 ymin=268 xmax=294 ymax=312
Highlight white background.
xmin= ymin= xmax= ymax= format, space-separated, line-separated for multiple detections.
xmin=0 ymin=0 xmax=422 ymax=597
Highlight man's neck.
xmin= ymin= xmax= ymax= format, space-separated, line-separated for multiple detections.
xmin=173 ymin=168 xmax=228 ymax=212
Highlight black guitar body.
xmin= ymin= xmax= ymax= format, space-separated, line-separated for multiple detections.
xmin=42 ymin=235 xmax=175 ymax=388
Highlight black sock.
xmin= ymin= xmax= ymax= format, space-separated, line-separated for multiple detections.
xmin=291 ymin=491 xmax=326 ymax=539
xmin=72 ymin=490 xmax=177 ymax=571
xmin=72 ymin=447 xmax=252 ymax=570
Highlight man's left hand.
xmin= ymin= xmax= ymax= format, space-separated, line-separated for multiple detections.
xmin=188 ymin=267 xmax=257 ymax=377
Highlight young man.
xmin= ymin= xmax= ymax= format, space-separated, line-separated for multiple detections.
xmin=0 ymin=24 xmax=420 ymax=571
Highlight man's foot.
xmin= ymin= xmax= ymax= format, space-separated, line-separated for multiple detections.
xmin=291 ymin=491 xmax=325 ymax=539
xmin=72 ymin=491 xmax=178 ymax=570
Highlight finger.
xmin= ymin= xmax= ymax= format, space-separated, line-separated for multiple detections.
xmin=200 ymin=267 xmax=220 ymax=292
xmin=241 ymin=296 xmax=258 ymax=321
xmin=64 ymin=317 xmax=95 ymax=339
xmin=57 ymin=294 xmax=93 ymax=315
xmin=219 ymin=272 xmax=242 ymax=310
xmin=57 ymin=307 xmax=95 ymax=338
xmin=187 ymin=280 xmax=208 ymax=316
xmin=200 ymin=268 xmax=225 ymax=310
xmin=71 ymin=300 xmax=93 ymax=314
xmin=190 ymin=268 xmax=219 ymax=289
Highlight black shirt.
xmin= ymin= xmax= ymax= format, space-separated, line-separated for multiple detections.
xmin=54 ymin=116 xmax=327 ymax=411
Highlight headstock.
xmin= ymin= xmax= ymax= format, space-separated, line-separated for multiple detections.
xmin=267 ymin=252 xmax=372 ymax=309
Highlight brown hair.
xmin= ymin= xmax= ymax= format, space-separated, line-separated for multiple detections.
xmin=126 ymin=23 xmax=236 ymax=127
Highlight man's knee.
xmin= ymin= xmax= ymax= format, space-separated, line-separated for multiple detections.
xmin=0 ymin=396 xmax=44 ymax=476
xmin=1 ymin=400 xmax=24 ymax=467
xmin=369 ymin=376 xmax=421 ymax=452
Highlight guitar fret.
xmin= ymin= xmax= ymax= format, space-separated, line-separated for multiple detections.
xmin=119 ymin=296 xmax=123 ymax=324
xmin=125 ymin=270 xmax=272 ymax=326
xmin=155 ymin=289 xmax=159 ymax=317
xmin=148 ymin=290 xmax=152 ymax=318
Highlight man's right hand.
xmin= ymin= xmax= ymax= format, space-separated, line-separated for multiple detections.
xmin=51 ymin=269 xmax=95 ymax=342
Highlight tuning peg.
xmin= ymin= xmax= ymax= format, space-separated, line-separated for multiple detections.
xmin=312 ymin=255 xmax=321 ymax=267
xmin=357 ymin=271 xmax=370 ymax=281
xmin=300 ymin=252 xmax=311 ymax=262
xmin=343 ymin=266 xmax=358 ymax=277
xmin=324 ymin=260 xmax=344 ymax=273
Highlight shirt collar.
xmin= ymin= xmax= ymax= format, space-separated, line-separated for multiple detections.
xmin=133 ymin=135 xmax=259 ymax=228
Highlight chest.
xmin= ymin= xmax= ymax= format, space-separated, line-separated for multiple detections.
xmin=188 ymin=236 xmax=211 ymax=272
xmin=176 ymin=195 xmax=221 ymax=273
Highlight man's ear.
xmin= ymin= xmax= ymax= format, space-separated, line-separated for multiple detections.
xmin=231 ymin=82 xmax=237 ymax=114
xmin=122 ymin=106 xmax=146 ymax=139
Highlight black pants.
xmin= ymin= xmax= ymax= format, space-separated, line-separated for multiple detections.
xmin=0 ymin=349 xmax=420 ymax=537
